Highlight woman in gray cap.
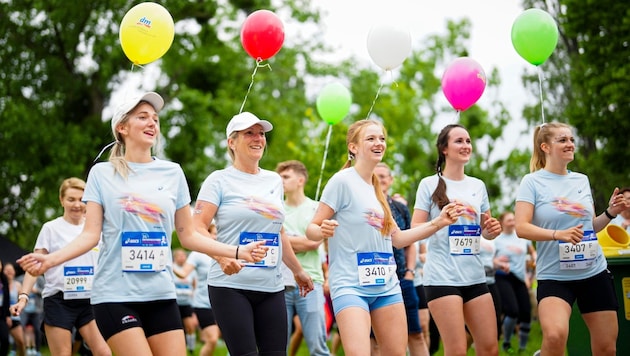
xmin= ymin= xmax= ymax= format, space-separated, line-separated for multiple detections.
xmin=17 ymin=93 xmax=267 ymax=356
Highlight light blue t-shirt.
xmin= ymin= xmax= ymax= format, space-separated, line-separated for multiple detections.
xmin=479 ymin=237 xmax=496 ymax=284
xmin=412 ymin=240 xmax=426 ymax=287
xmin=197 ymin=166 xmax=285 ymax=293
xmin=173 ymin=264 xmax=196 ymax=306
xmin=516 ymin=169 xmax=606 ymax=281
xmin=186 ymin=251 xmax=213 ymax=309
xmin=494 ymin=231 xmax=531 ymax=282
xmin=83 ymin=159 xmax=190 ymax=304
xmin=414 ymin=174 xmax=490 ymax=286
xmin=320 ymin=167 xmax=401 ymax=300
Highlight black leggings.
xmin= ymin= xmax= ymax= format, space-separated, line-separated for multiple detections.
xmin=0 ymin=318 xmax=8 ymax=356
xmin=208 ymin=286 xmax=287 ymax=356
xmin=495 ymin=273 xmax=531 ymax=322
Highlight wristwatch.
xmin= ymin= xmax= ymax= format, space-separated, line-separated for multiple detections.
xmin=405 ymin=268 xmax=416 ymax=276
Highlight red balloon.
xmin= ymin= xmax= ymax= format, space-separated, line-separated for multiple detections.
xmin=240 ymin=10 xmax=285 ymax=60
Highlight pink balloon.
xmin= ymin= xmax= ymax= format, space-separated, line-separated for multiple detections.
xmin=441 ymin=57 xmax=486 ymax=111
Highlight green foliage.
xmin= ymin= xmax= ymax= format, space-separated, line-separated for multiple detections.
xmin=522 ymin=0 xmax=630 ymax=208
xmin=0 ymin=1 xmax=520 ymax=251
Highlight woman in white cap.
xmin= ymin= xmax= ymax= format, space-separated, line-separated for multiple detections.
xmin=17 ymin=93 xmax=267 ymax=356
xmin=191 ymin=111 xmax=314 ymax=356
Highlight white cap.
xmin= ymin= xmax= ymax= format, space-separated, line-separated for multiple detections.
xmin=111 ymin=92 xmax=164 ymax=139
xmin=226 ymin=112 xmax=273 ymax=139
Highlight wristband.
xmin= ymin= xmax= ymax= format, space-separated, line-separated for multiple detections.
xmin=18 ymin=293 xmax=29 ymax=303
xmin=235 ymin=245 xmax=240 ymax=260
xmin=552 ymin=230 xmax=557 ymax=241
xmin=604 ymin=209 xmax=616 ymax=220
xmin=430 ymin=220 xmax=440 ymax=229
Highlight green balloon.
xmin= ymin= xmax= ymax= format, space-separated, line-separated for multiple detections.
xmin=316 ymin=82 xmax=352 ymax=125
xmin=511 ymin=8 xmax=559 ymax=66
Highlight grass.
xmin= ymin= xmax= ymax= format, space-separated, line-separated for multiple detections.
xmin=33 ymin=321 xmax=543 ymax=356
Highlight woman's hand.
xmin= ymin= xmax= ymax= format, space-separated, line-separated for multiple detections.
xmin=607 ymin=187 xmax=629 ymax=216
xmin=294 ymin=270 xmax=314 ymax=297
xmin=17 ymin=253 xmax=50 ymax=276
xmin=9 ymin=300 xmax=26 ymax=317
xmin=239 ymin=240 xmax=269 ymax=263
xmin=320 ymin=219 xmax=339 ymax=239
xmin=216 ymin=257 xmax=243 ymax=275
xmin=482 ymin=212 xmax=502 ymax=239
xmin=436 ymin=202 xmax=464 ymax=227
xmin=556 ymin=224 xmax=585 ymax=245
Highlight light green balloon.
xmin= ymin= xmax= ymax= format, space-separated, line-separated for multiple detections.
xmin=316 ymin=82 xmax=352 ymax=125
xmin=511 ymin=8 xmax=559 ymax=66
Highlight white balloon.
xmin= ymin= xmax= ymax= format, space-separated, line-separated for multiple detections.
xmin=366 ymin=24 xmax=412 ymax=71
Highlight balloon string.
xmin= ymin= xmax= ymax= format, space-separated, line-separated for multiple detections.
xmin=239 ymin=59 xmax=272 ymax=114
xmin=130 ymin=63 xmax=144 ymax=72
xmin=366 ymin=71 xmax=396 ymax=119
xmin=366 ymin=81 xmax=384 ymax=119
xmin=453 ymin=110 xmax=461 ymax=122
xmin=315 ymin=124 xmax=333 ymax=201
xmin=537 ymin=66 xmax=546 ymax=124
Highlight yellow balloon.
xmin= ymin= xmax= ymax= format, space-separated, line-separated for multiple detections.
xmin=119 ymin=2 xmax=174 ymax=65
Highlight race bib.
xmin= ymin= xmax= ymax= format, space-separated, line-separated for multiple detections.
xmin=448 ymin=225 xmax=481 ymax=255
xmin=239 ymin=232 xmax=280 ymax=268
xmin=559 ymin=230 xmax=598 ymax=270
xmin=121 ymin=231 xmax=169 ymax=272
xmin=357 ymin=252 xmax=396 ymax=286
xmin=175 ymin=282 xmax=194 ymax=297
xmin=63 ymin=266 xmax=94 ymax=300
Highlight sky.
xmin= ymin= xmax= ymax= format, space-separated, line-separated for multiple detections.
xmin=111 ymin=0 xmax=536 ymax=157
xmin=311 ymin=0 xmax=535 ymax=155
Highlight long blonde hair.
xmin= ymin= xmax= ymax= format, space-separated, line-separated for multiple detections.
xmin=529 ymin=122 xmax=571 ymax=172
xmin=343 ymin=120 xmax=395 ymax=236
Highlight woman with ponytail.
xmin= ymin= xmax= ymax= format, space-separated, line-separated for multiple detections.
xmin=17 ymin=92 xmax=267 ymax=356
xmin=411 ymin=124 xmax=502 ymax=356
xmin=515 ymin=122 xmax=624 ymax=355
xmin=306 ymin=119 xmax=461 ymax=356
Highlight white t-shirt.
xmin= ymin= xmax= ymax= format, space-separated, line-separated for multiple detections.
xmin=35 ymin=217 xmax=100 ymax=299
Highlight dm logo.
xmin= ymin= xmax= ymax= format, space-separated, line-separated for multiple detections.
xmin=136 ymin=16 xmax=152 ymax=28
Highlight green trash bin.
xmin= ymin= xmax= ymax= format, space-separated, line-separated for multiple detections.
xmin=567 ymin=256 xmax=630 ymax=355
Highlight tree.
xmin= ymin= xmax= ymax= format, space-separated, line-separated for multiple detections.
xmin=520 ymin=0 xmax=630 ymax=209
xmin=0 ymin=0 xmax=518 ymax=251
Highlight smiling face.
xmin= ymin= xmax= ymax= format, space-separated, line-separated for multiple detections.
xmin=443 ymin=126 xmax=472 ymax=164
xmin=229 ymin=123 xmax=267 ymax=164
xmin=61 ymin=187 xmax=85 ymax=224
xmin=542 ymin=127 xmax=575 ymax=164
xmin=117 ymin=102 xmax=160 ymax=148
xmin=349 ymin=123 xmax=386 ymax=164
